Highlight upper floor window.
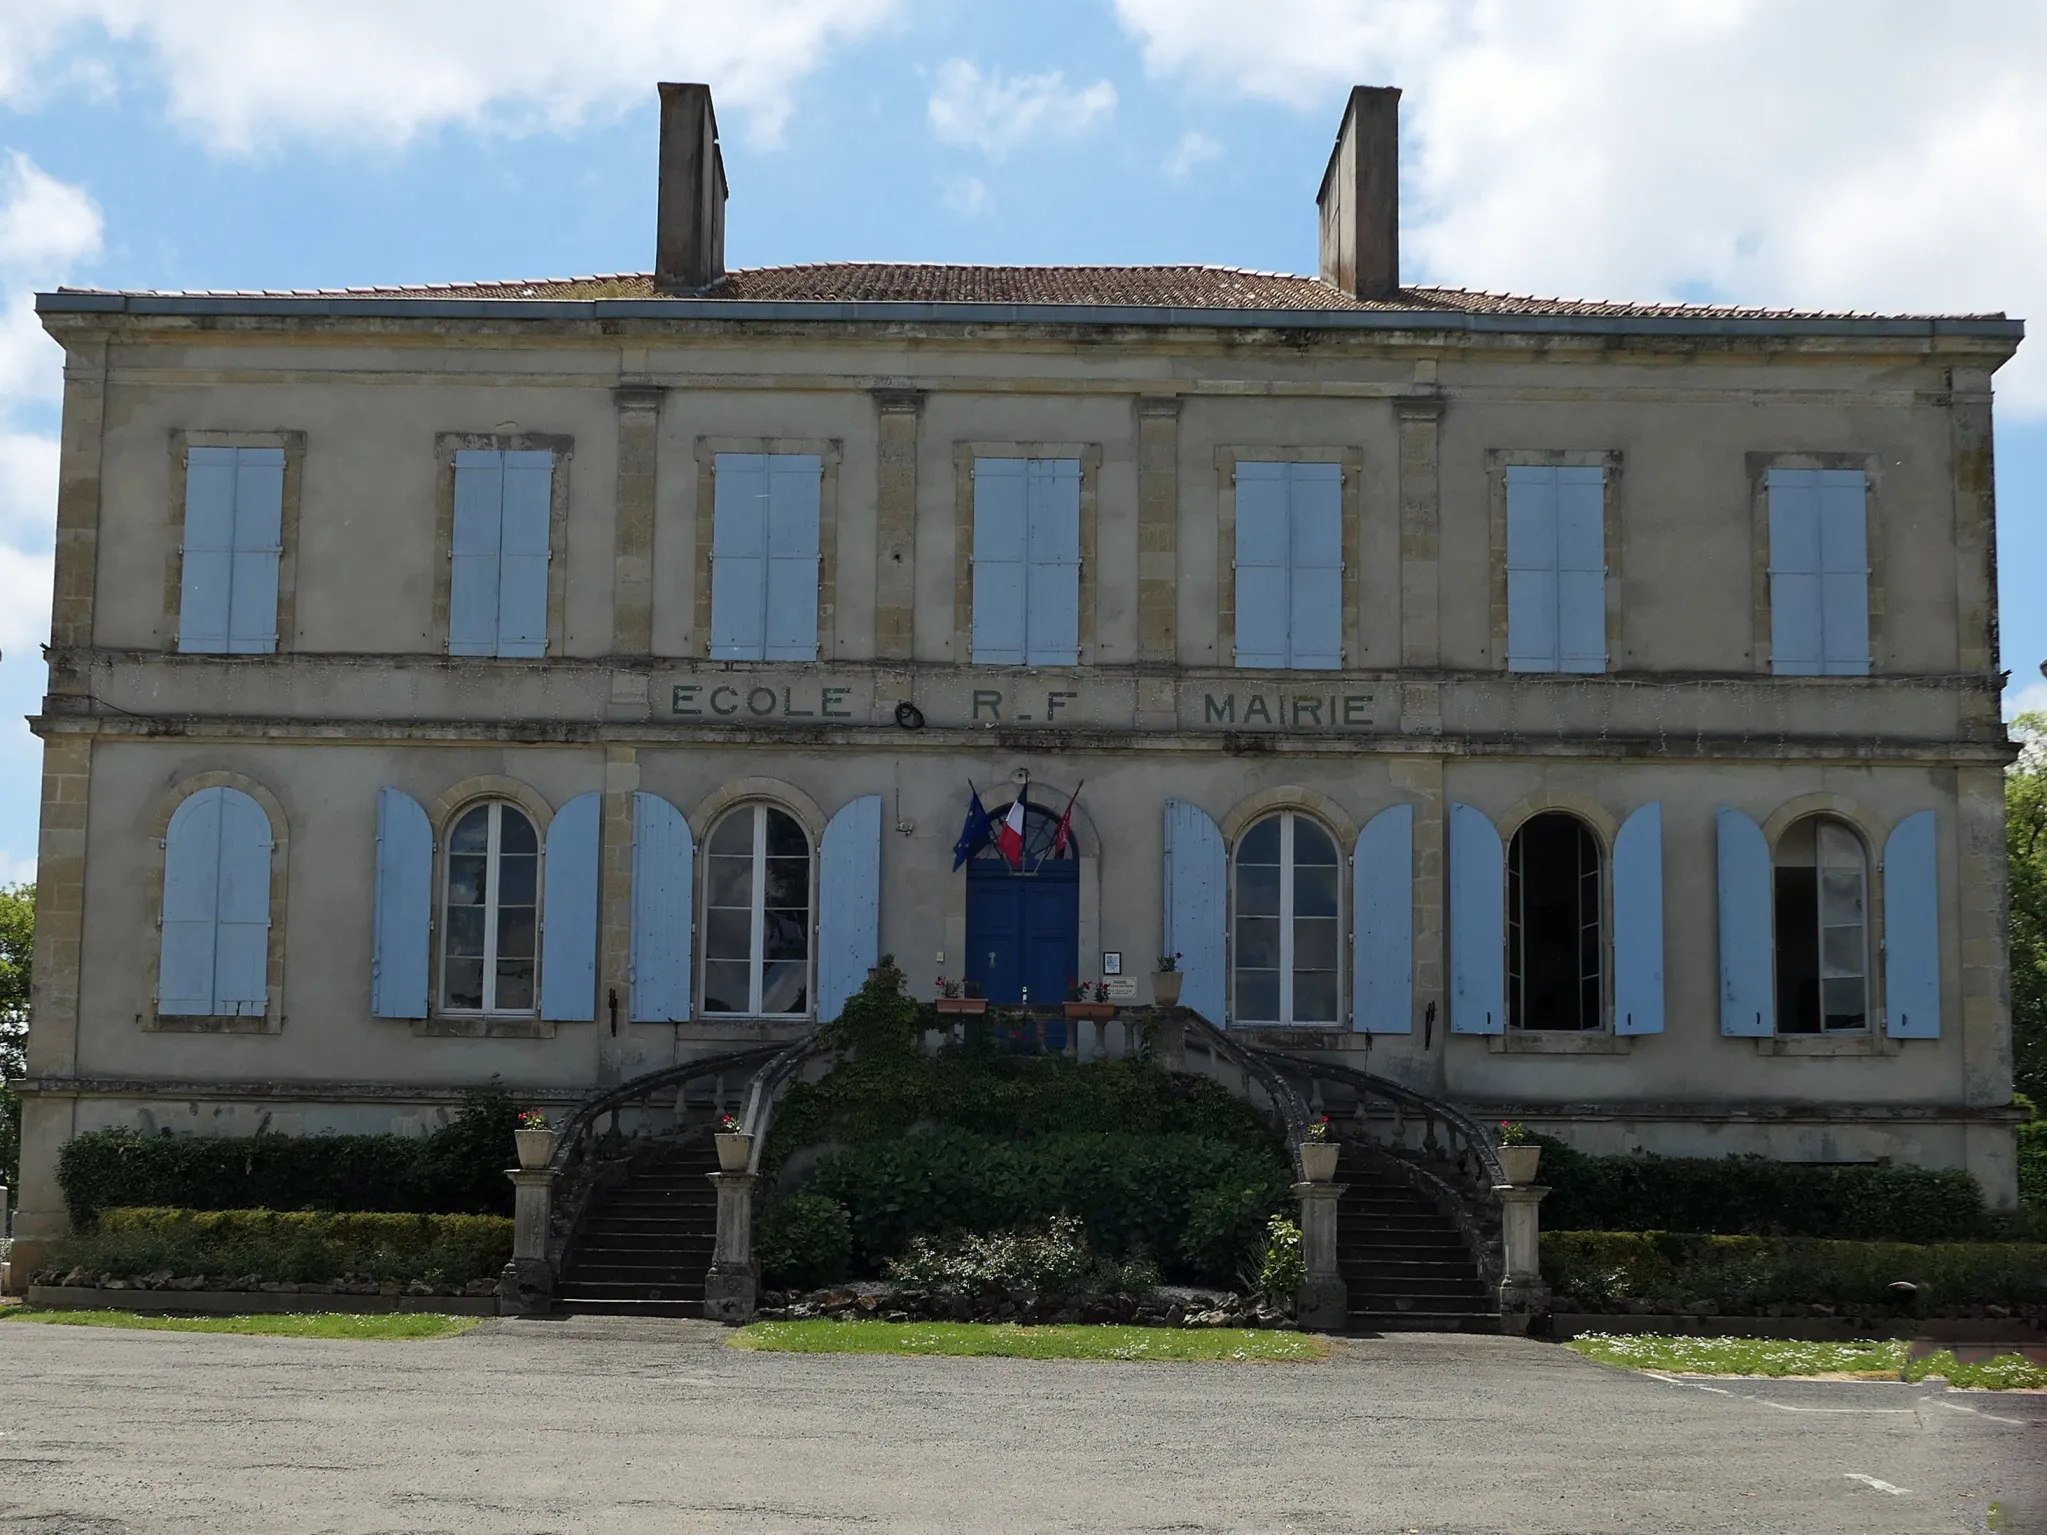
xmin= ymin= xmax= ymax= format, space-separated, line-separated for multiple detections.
xmin=159 ymin=786 xmax=273 ymax=1015
xmin=1768 ymin=468 xmax=1870 ymax=676
xmin=703 ymin=803 xmax=812 ymax=1017
xmin=1507 ymin=812 xmax=1603 ymax=1031
xmin=1773 ymin=815 xmax=1869 ymax=1033
xmin=1233 ymin=461 xmax=1342 ymax=670
xmin=179 ymin=446 xmax=284 ymax=654
xmin=441 ymin=802 xmax=539 ymax=1014
xmin=1233 ymin=810 xmax=1341 ymax=1026
xmin=1506 ymin=466 xmax=1606 ymax=673
xmin=709 ymin=452 xmax=823 ymax=661
xmin=450 ymin=449 xmax=553 ymax=658
xmin=972 ymin=457 xmax=1080 ymax=665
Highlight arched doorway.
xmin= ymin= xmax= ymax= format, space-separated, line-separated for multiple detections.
xmin=965 ymin=799 xmax=1079 ymax=1008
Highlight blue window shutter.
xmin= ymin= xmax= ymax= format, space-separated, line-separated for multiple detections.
xmin=449 ymin=451 xmax=504 ymax=657
xmin=1883 ymin=809 xmax=1940 ymax=1038
xmin=212 ymin=789 xmax=273 ymax=1016
xmin=710 ymin=453 xmax=769 ymax=659
xmin=764 ymin=454 xmax=823 ymax=661
xmin=1163 ymin=798 xmax=1226 ymax=1024
xmin=629 ymin=791 xmax=695 ymax=1023
xmin=540 ymin=791 xmax=601 ymax=1022
xmin=1716 ymin=807 xmax=1774 ymax=1035
xmin=1817 ymin=469 xmax=1870 ymax=675
xmin=225 ymin=448 xmax=284 ymax=654
xmin=1233 ymin=462 xmax=1291 ymax=668
xmin=817 ymin=794 xmax=883 ymax=1021
xmin=1612 ymin=802 xmax=1664 ymax=1035
xmin=972 ymin=457 xmax=1028 ymax=664
xmin=178 ymin=448 xmax=238 ymax=653
xmin=1505 ymin=467 xmax=1560 ymax=672
xmin=1024 ymin=459 xmax=1081 ymax=665
xmin=1353 ymin=803 xmax=1413 ymax=1033
xmin=496 ymin=450 xmax=552 ymax=658
xmin=1768 ymin=469 xmax=1824 ymax=676
xmin=1556 ymin=466 xmax=1606 ymax=673
xmin=371 ymin=787 xmax=432 ymax=1019
xmin=1288 ymin=462 xmax=1343 ymax=670
xmin=159 ymin=787 xmax=225 ymax=1013
xmin=1449 ymin=803 xmax=1505 ymax=1033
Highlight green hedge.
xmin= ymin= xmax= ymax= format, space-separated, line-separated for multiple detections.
xmin=2019 ymin=1116 xmax=2046 ymax=1213
xmin=46 ymin=1207 xmax=514 ymax=1288
xmin=56 ymin=1089 xmax=520 ymax=1224
xmin=808 ymin=1126 xmax=1291 ymax=1286
xmin=1542 ymin=1230 xmax=2047 ymax=1311
xmin=1534 ymin=1137 xmax=1998 ymax=1242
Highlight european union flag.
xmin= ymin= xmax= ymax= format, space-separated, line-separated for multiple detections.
xmin=952 ymin=784 xmax=993 ymax=870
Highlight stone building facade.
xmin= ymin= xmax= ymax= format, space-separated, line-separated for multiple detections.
xmin=7 ymin=85 xmax=2026 ymax=1282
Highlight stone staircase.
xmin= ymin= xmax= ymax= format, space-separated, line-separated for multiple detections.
xmin=555 ymin=1137 xmax=720 ymax=1317
xmin=1337 ymin=1142 xmax=1500 ymax=1333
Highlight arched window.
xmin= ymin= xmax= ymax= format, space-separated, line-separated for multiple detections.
xmin=1233 ymin=811 xmax=1340 ymax=1026
xmin=1507 ymin=812 xmax=1602 ymax=1031
xmin=703 ymin=803 xmax=812 ymax=1017
xmin=1774 ymin=815 xmax=1869 ymax=1033
xmin=441 ymin=802 xmax=539 ymax=1014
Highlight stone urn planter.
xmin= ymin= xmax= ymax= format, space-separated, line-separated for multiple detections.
xmin=715 ymin=1131 xmax=755 ymax=1173
xmin=1299 ymin=1141 xmax=1341 ymax=1182
xmin=1063 ymin=1001 xmax=1116 ymax=1020
xmin=1151 ymin=971 xmax=1183 ymax=1008
xmin=1499 ymin=1144 xmax=1542 ymax=1186
xmin=935 ymin=997 xmax=989 ymax=1016
xmin=513 ymin=1128 xmax=557 ymax=1170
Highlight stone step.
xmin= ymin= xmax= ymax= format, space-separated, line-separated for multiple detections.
xmin=556 ymin=1279 xmax=708 ymax=1301
xmin=577 ymin=1229 xmax=717 ymax=1249
xmin=1347 ymin=1312 xmax=1503 ymax=1333
xmin=554 ymin=1297 xmax=708 ymax=1318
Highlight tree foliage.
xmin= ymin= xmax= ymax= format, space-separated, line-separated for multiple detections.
xmin=0 ymin=882 xmax=30 ymax=1191
xmin=2009 ymin=714 xmax=2047 ymax=1103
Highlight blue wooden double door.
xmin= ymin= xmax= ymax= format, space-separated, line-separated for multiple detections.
xmin=965 ymin=858 xmax=1079 ymax=1007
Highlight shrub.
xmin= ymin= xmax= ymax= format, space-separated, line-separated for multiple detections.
xmin=46 ymin=1207 xmax=513 ymax=1288
xmin=885 ymin=1215 xmax=1158 ymax=1297
xmin=758 ymin=1194 xmax=854 ymax=1291
xmin=57 ymin=1088 xmax=521 ymax=1225
xmin=1257 ymin=1216 xmax=1306 ymax=1304
xmin=1542 ymin=1230 xmax=2047 ymax=1311
xmin=2018 ymin=1113 xmax=2046 ymax=1215
xmin=1533 ymin=1137 xmax=1994 ymax=1242
xmin=808 ymin=1127 xmax=1290 ymax=1285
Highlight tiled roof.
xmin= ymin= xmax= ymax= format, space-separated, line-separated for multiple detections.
xmin=55 ymin=262 xmax=2004 ymax=321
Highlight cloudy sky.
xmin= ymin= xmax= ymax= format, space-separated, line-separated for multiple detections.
xmin=0 ymin=0 xmax=2042 ymax=874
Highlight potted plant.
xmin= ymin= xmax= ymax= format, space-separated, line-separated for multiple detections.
xmin=1496 ymin=1120 xmax=1541 ymax=1185
xmin=1151 ymin=952 xmax=1183 ymax=1009
xmin=513 ymin=1109 xmax=557 ymax=1170
xmin=714 ymin=1112 xmax=754 ymax=1173
xmin=1298 ymin=1114 xmax=1340 ymax=1182
xmin=1063 ymin=979 xmax=1115 ymax=1020
xmin=934 ymin=975 xmax=988 ymax=1016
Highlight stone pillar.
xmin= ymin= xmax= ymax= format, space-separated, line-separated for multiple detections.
xmin=497 ymin=1168 xmax=557 ymax=1315
xmin=872 ymin=389 xmax=922 ymax=662
xmin=702 ymin=1171 xmax=759 ymax=1323
xmin=1293 ymin=1180 xmax=1348 ymax=1332
xmin=611 ymin=385 xmax=662 ymax=656
xmin=1136 ymin=396 xmax=1180 ymax=665
xmin=49 ymin=334 xmax=107 ymax=668
xmin=1494 ymin=1183 xmax=1550 ymax=1334
xmin=1396 ymin=396 xmax=1443 ymax=672
xmin=1956 ymin=761 xmax=2018 ymax=1207
xmin=598 ymin=747 xmax=640 ymax=1084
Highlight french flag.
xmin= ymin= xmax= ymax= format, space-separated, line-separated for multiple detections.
xmin=996 ymin=797 xmax=1028 ymax=868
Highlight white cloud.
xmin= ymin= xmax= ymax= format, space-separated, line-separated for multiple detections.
xmin=942 ymin=174 xmax=991 ymax=218
xmin=1163 ymin=129 xmax=1219 ymax=182
xmin=927 ymin=59 xmax=1116 ymax=158
xmin=0 ymin=0 xmax=900 ymax=152
xmin=2006 ymin=678 xmax=2047 ymax=723
xmin=1114 ymin=0 xmax=2047 ymax=413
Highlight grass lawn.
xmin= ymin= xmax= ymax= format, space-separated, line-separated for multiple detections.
xmin=1567 ymin=1333 xmax=2047 ymax=1390
xmin=0 ymin=1307 xmax=483 ymax=1340
xmin=731 ymin=1319 xmax=1327 ymax=1362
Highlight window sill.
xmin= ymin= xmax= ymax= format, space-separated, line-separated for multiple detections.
xmin=1487 ymin=1033 xmax=1632 ymax=1055
xmin=414 ymin=1015 xmax=556 ymax=1040
xmin=1754 ymin=1034 xmax=1902 ymax=1058
xmin=148 ymin=1012 xmax=278 ymax=1035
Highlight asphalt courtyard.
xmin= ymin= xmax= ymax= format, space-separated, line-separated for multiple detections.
xmin=1 ymin=1315 xmax=2042 ymax=1533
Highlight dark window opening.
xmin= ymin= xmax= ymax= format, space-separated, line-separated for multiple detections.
xmin=1774 ymin=817 xmax=1868 ymax=1033
xmin=1507 ymin=812 xmax=1602 ymax=1031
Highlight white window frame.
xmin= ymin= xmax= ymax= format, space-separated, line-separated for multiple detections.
xmin=438 ymin=801 xmax=542 ymax=1017
xmin=1773 ymin=816 xmax=1872 ymax=1034
xmin=1505 ymin=812 xmax=1607 ymax=1032
xmin=700 ymin=803 xmax=815 ymax=1019
xmin=1231 ymin=810 xmax=1344 ymax=1028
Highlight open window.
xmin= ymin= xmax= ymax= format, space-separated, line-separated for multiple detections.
xmin=1773 ymin=815 xmax=1869 ymax=1033
xmin=1506 ymin=812 xmax=1603 ymax=1031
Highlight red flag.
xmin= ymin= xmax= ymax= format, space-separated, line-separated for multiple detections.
xmin=1052 ymin=782 xmax=1082 ymax=857
xmin=996 ymin=797 xmax=1027 ymax=868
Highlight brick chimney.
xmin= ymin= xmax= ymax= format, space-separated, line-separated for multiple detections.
xmin=1316 ymin=86 xmax=1401 ymax=301
xmin=654 ymin=82 xmax=727 ymax=293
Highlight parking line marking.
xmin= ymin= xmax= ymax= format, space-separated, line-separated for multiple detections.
xmin=1844 ymin=1474 xmax=1909 ymax=1496
xmin=1934 ymin=1399 xmax=2026 ymax=1428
